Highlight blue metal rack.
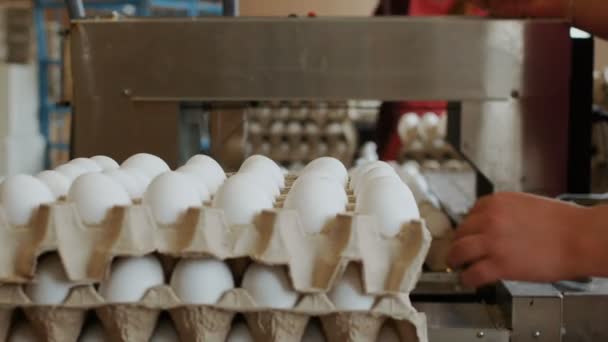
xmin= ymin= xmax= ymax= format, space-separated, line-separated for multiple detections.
xmin=34 ymin=0 xmax=222 ymax=167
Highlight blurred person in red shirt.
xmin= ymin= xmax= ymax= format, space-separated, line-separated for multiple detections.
xmin=374 ymin=0 xmax=485 ymax=160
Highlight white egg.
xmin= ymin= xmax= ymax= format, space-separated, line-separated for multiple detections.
xmin=420 ymin=112 xmax=441 ymax=142
xmin=78 ymin=321 xmax=107 ymax=342
xmin=25 ymin=254 xmax=73 ymax=305
xmin=226 ymin=322 xmax=254 ymax=342
xmin=67 ymin=173 xmax=131 ymax=225
xmin=286 ymin=121 xmax=302 ymax=136
xmin=325 ymin=122 xmax=342 ymax=136
xmin=150 ymin=319 xmax=179 ymax=342
xmin=36 ymin=170 xmax=70 ymax=199
xmin=185 ymin=155 xmax=226 ymax=193
xmin=356 ymin=177 xmax=419 ymax=237
xmin=239 ymin=155 xmax=284 ymax=188
xmin=398 ymin=169 xmax=430 ymax=202
xmin=8 ymin=321 xmax=37 ymax=342
xmin=177 ymin=164 xmax=222 ymax=196
xmin=170 ymin=258 xmax=234 ymax=304
xmin=350 ymin=161 xmax=393 ymax=191
xmin=121 ymin=153 xmax=170 ymax=179
xmin=269 ymin=121 xmax=285 ymax=135
xmin=304 ymin=122 xmax=321 ymax=140
xmin=241 ymin=264 xmax=298 ymax=309
xmin=328 ymin=264 xmax=374 ymax=310
xmin=142 ymin=172 xmax=202 ymax=225
xmin=69 ymin=158 xmax=102 ymax=172
xmin=273 ymin=106 xmax=289 ymax=121
xmin=401 ymin=161 xmax=421 ymax=176
xmin=377 ymin=324 xmax=400 ymax=342
xmin=99 ymin=255 xmax=165 ymax=303
xmin=314 ymin=143 xmax=329 ymax=158
xmin=90 ymin=155 xmax=120 ymax=171
xmin=301 ymin=157 xmax=348 ymax=186
xmin=103 ymin=169 xmax=146 ymax=200
xmin=175 ymin=165 xmax=211 ymax=202
xmin=294 ymin=107 xmax=309 ymax=121
xmin=1 ymin=175 xmax=54 ymax=226
xmin=360 ymin=142 xmax=378 ymax=161
xmin=296 ymin=144 xmax=310 ymax=161
xmin=353 ymin=165 xmax=399 ymax=196
xmin=442 ymin=159 xmax=466 ymax=172
xmin=397 ymin=112 xmax=420 ymax=144
xmin=302 ymin=321 xmax=326 ymax=342
xmin=55 ymin=163 xmax=88 ymax=181
xmin=291 ymin=170 xmax=336 ymax=189
xmin=422 ymin=159 xmax=441 ymax=171
xmin=284 ymin=177 xmax=347 ymax=233
xmin=212 ymin=174 xmax=274 ymax=226
xmin=127 ymin=167 xmax=153 ymax=190
xmin=237 ymin=170 xmax=280 ymax=198
xmin=248 ymin=121 xmax=263 ymax=136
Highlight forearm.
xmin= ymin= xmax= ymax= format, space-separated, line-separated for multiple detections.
xmin=572 ymin=205 xmax=608 ymax=277
xmin=571 ymin=0 xmax=608 ymax=40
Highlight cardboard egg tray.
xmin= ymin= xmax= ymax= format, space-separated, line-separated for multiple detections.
xmin=0 ymin=174 xmax=432 ymax=341
xmin=0 ymin=281 xmax=427 ymax=342
xmin=418 ymin=202 xmax=454 ymax=272
xmin=0 ymin=203 xmax=430 ymax=291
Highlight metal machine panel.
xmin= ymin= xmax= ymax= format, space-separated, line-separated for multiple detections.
xmin=416 ymin=303 xmax=510 ymax=342
xmin=460 ymin=97 xmax=570 ymax=195
xmin=561 ymin=278 xmax=608 ymax=342
xmin=71 ymin=18 xmax=569 ymax=101
xmin=69 ymin=18 xmax=571 ymax=167
xmin=499 ymin=281 xmax=564 ymax=342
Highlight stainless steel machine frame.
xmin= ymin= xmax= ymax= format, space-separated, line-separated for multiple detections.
xmin=69 ymin=17 xmax=570 ymax=197
xmin=66 ymin=16 xmax=605 ymax=341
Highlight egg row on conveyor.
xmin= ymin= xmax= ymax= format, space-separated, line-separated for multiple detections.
xmin=397 ymin=112 xmax=463 ymax=162
xmin=248 ymin=120 xmax=351 ymax=144
xmin=397 ymin=112 xmax=447 ymax=145
xmin=0 ymin=254 xmax=423 ymax=341
xmin=0 ymin=155 xmax=430 ymax=293
xmin=247 ymin=119 xmax=356 ymax=166
xmin=247 ymin=102 xmax=349 ymax=127
xmin=7 ymin=154 xmax=419 ymax=230
xmin=247 ymin=138 xmax=352 ymax=166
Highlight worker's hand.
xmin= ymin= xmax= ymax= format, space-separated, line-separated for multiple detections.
xmin=469 ymin=0 xmax=568 ymax=18
xmin=448 ymin=192 xmax=602 ymax=288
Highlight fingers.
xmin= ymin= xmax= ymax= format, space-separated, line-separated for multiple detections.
xmin=454 ymin=213 xmax=488 ymax=239
xmin=460 ymin=259 xmax=501 ymax=288
xmin=457 ymin=193 xmax=508 ymax=239
xmin=467 ymin=194 xmax=499 ymax=216
xmin=448 ymin=234 xmax=488 ymax=269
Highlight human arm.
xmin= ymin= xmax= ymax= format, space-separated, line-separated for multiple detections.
xmin=471 ymin=0 xmax=608 ymax=40
xmin=448 ymin=192 xmax=608 ymax=288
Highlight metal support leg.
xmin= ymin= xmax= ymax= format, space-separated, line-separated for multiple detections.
xmin=63 ymin=0 xmax=85 ymax=19
xmin=222 ymin=0 xmax=238 ymax=16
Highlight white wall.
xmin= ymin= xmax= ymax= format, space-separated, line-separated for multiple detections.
xmin=0 ymin=63 xmax=45 ymax=176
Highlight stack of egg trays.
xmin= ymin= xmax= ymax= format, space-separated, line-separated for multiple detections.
xmin=0 ymin=176 xmax=432 ymax=342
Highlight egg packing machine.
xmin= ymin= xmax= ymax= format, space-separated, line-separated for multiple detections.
xmin=64 ymin=5 xmax=606 ymax=340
